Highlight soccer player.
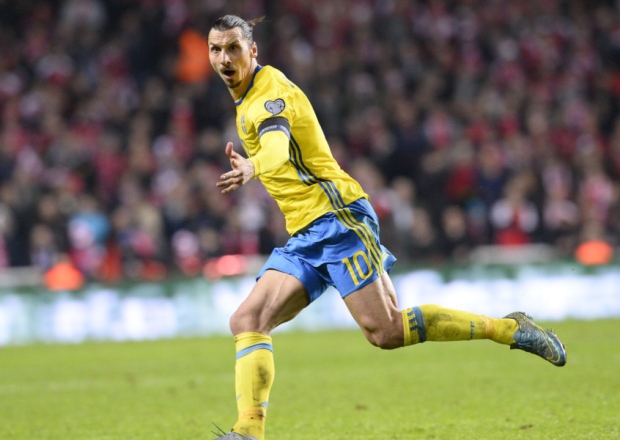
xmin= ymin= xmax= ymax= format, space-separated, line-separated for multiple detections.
xmin=207 ymin=15 xmax=567 ymax=440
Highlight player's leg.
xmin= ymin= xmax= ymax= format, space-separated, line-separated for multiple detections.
xmin=343 ymin=272 xmax=518 ymax=348
xmin=331 ymin=198 xmax=565 ymax=365
xmin=344 ymin=273 xmax=566 ymax=366
xmin=226 ymin=269 xmax=309 ymax=440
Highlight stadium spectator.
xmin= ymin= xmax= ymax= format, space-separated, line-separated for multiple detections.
xmin=489 ymin=174 xmax=540 ymax=246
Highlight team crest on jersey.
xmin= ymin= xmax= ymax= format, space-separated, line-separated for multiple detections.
xmin=264 ymin=98 xmax=285 ymax=116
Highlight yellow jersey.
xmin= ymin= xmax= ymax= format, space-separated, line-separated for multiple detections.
xmin=234 ymin=65 xmax=368 ymax=235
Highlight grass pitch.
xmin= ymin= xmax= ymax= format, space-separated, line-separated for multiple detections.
xmin=0 ymin=319 xmax=618 ymax=439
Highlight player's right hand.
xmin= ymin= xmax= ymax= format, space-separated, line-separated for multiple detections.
xmin=216 ymin=142 xmax=255 ymax=194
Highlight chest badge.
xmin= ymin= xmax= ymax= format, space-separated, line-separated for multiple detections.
xmin=264 ymin=98 xmax=285 ymax=116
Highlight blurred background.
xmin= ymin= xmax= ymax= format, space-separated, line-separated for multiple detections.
xmin=0 ymin=0 xmax=620 ymax=345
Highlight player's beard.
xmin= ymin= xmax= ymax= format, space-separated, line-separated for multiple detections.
xmin=227 ymin=79 xmax=242 ymax=89
xmin=221 ymin=72 xmax=242 ymax=90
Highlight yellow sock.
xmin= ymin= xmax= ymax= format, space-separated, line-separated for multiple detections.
xmin=232 ymin=332 xmax=274 ymax=440
xmin=402 ymin=304 xmax=518 ymax=346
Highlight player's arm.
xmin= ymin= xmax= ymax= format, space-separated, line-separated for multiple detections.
xmin=248 ymin=117 xmax=291 ymax=176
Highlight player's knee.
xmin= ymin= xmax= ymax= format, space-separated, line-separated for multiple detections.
xmin=229 ymin=308 xmax=259 ymax=335
xmin=228 ymin=311 xmax=241 ymax=335
xmin=364 ymin=327 xmax=402 ymax=350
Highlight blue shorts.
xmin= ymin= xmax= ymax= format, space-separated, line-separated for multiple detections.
xmin=257 ymin=198 xmax=396 ymax=302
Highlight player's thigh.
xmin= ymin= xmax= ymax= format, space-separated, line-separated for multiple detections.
xmin=343 ymin=272 xmax=401 ymax=336
xmin=231 ymin=269 xmax=310 ymax=335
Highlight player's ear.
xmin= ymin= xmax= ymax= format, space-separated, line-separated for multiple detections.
xmin=250 ymin=41 xmax=258 ymax=58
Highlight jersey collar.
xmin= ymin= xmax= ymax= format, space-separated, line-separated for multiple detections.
xmin=235 ymin=65 xmax=263 ymax=107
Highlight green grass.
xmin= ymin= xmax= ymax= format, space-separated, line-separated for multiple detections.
xmin=0 ymin=319 xmax=618 ymax=439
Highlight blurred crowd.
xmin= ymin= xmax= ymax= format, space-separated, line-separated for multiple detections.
xmin=1 ymin=0 xmax=619 ymax=285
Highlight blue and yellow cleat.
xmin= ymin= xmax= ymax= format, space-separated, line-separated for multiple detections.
xmin=505 ymin=312 xmax=567 ymax=367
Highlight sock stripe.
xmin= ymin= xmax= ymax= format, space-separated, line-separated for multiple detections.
xmin=236 ymin=342 xmax=273 ymax=360
xmin=407 ymin=306 xmax=427 ymax=343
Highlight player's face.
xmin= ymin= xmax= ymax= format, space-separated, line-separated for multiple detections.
xmin=208 ymin=28 xmax=258 ymax=99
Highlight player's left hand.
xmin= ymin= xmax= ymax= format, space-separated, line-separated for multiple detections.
xmin=216 ymin=142 xmax=255 ymax=194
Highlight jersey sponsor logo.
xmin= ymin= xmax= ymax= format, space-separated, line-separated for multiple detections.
xmin=264 ymin=98 xmax=285 ymax=116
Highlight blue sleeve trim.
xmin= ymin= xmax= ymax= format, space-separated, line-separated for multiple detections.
xmin=259 ymin=124 xmax=291 ymax=138
xmin=236 ymin=342 xmax=273 ymax=360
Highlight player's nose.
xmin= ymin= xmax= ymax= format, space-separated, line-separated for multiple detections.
xmin=221 ymin=50 xmax=232 ymax=64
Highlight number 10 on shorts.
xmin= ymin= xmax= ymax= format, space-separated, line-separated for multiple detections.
xmin=342 ymin=251 xmax=373 ymax=285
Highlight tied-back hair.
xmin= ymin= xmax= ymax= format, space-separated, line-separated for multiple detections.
xmin=211 ymin=15 xmax=265 ymax=43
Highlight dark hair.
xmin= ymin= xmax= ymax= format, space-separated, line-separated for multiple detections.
xmin=211 ymin=15 xmax=265 ymax=43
